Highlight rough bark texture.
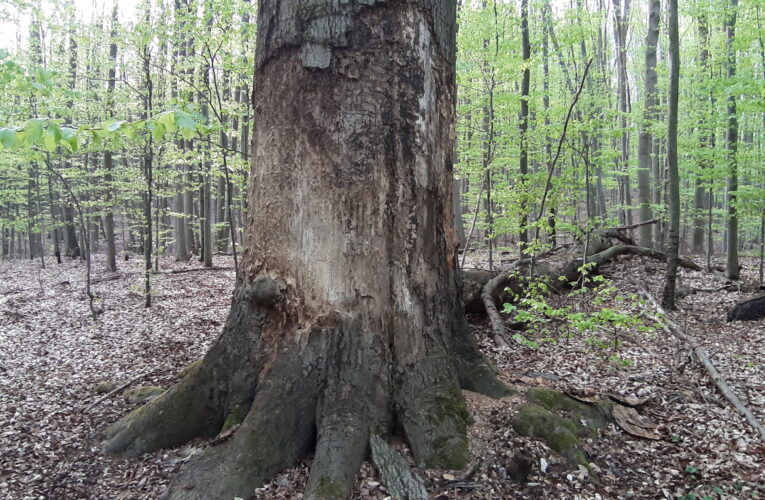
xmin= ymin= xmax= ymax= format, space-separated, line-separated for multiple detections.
xmin=103 ymin=3 xmax=506 ymax=499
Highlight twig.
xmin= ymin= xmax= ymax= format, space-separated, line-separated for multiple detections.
xmin=642 ymin=290 xmax=765 ymax=441
xmin=168 ymin=266 xmax=233 ymax=274
xmin=530 ymin=58 xmax=592 ymax=278
xmin=83 ymin=371 xmax=155 ymax=413
xmin=608 ymin=218 xmax=660 ymax=231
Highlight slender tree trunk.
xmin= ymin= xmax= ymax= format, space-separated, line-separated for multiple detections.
xmin=662 ymin=0 xmax=680 ymax=310
xmin=637 ymin=0 xmax=659 ymax=247
xmin=692 ymin=13 xmax=710 ymax=255
xmin=612 ymin=0 xmax=632 ymax=226
xmin=519 ymin=0 xmax=530 ymax=250
xmin=104 ymin=4 xmax=506 ymax=499
xmin=725 ymin=0 xmax=740 ymax=280
xmin=142 ymin=23 xmax=154 ymax=308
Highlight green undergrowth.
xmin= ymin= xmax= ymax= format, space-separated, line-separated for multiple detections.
xmin=503 ymin=262 xmax=658 ymax=364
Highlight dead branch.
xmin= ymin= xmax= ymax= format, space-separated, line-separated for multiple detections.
xmin=167 ymin=266 xmax=234 ymax=274
xmin=83 ymin=371 xmax=154 ymax=413
xmin=587 ymin=245 xmax=701 ymax=271
xmin=642 ymin=290 xmax=765 ymax=441
xmin=609 ymin=218 xmax=660 ymax=232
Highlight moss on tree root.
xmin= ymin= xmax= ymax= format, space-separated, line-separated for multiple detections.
xmin=512 ymin=387 xmax=613 ymax=470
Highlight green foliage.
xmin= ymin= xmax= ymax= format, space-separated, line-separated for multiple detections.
xmin=502 ymin=264 xmax=656 ymax=358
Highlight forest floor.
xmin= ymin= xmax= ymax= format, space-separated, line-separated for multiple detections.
xmin=0 ymin=252 xmax=763 ymax=499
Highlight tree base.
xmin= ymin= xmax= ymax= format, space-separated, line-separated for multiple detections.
xmin=103 ymin=279 xmax=508 ymax=500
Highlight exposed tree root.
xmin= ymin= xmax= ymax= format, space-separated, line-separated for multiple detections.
xmin=369 ymin=435 xmax=428 ymax=500
xmin=103 ymin=279 xmax=508 ymax=499
xmin=161 ymin=349 xmax=319 ymax=500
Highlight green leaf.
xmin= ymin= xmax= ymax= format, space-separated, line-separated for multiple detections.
xmin=23 ymin=119 xmax=45 ymax=144
xmin=43 ymin=131 xmax=57 ymax=152
xmin=105 ymin=120 xmax=128 ymax=132
xmin=34 ymin=67 xmax=53 ymax=88
xmin=175 ymin=111 xmax=197 ymax=139
xmin=158 ymin=111 xmax=176 ymax=133
xmin=59 ymin=127 xmax=79 ymax=153
xmin=148 ymin=121 xmax=166 ymax=141
xmin=0 ymin=128 xmax=19 ymax=148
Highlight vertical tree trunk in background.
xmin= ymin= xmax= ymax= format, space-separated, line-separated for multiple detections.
xmin=172 ymin=0 xmax=190 ymax=262
xmin=725 ymin=0 xmax=740 ymax=281
xmin=101 ymin=5 xmax=119 ymax=272
xmin=542 ymin=8 xmax=555 ymax=243
xmin=612 ymin=0 xmax=632 ymax=226
xmin=103 ymin=3 xmax=506 ymax=499
xmin=519 ymin=0 xmax=530 ymax=250
xmin=61 ymin=25 xmax=80 ymax=259
xmin=453 ymin=177 xmax=466 ymax=248
xmin=215 ymin=70 xmax=231 ymax=253
xmin=47 ymin=172 xmax=62 ymax=264
xmin=637 ymin=0 xmax=659 ymax=247
xmin=481 ymin=0 xmax=496 ymax=269
xmin=662 ymin=0 xmax=680 ymax=310
xmin=693 ymin=12 xmax=710 ymax=255
xmin=198 ymin=22 xmax=214 ymax=268
xmin=141 ymin=18 xmax=154 ymax=308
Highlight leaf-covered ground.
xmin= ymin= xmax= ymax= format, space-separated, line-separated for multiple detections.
xmin=0 ymin=253 xmax=763 ymax=499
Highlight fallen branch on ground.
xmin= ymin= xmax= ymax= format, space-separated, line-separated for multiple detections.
xmin=642 ymin=290 xmax=765 ymax=441
xmin=478 ymin=240 xmax=701 ymax=347
xmin=167 ymin=266 xmax=233 ymax=274
xmin=83 ymin=371 xmax=155 ymax=413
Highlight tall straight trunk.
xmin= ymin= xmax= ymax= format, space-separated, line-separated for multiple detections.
xmin=46 ymin=172 xmax=62 ymax=264
xmin=102 ymin=150 xmax=117 ymax=270
xmin=542 ymin=7 xmax=555 ymax=242
xmin=172 ymin=0 xmax=190 ymax=262
xmin=88 ymin=153 xmax=100 ymax=253
xmin=198 ymin=8 xmax=213 ymax=268
xmin=612 ymin=0 xmax=632 ymax=226
xmin=692 ymin=12 xmax=710 ymax=254
xmin=725 ymin=0 xmax=740 ymax=280
xmin=141 ymin=18 xmax=154 ymax=308
xmin=662 ymin=0 xmax=680 ymax=310
xmin=637 ymin=0 xmax=659 ymax=247
xmin=103 ymin=4 xmax=506 ymax=500
xmin=481 ymin=0 xmax=497 ymax=269
xmin=519 ymin=0 xmax=530 ymax=249
xmin=199 ymin=127 xmax=213 ymax=267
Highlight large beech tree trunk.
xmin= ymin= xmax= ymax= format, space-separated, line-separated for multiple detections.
xmin=103 ymin=3 xmax=506 ymax=499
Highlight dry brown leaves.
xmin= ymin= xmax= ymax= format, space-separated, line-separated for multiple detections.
xmin=1 ymin=253 xmax=764 ymax=499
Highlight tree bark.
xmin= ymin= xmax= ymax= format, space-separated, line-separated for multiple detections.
xmin=662 ymin=0 xmax=680 ymax=310
xmin=637 ymin=0 xmax=659 ymax=248
xmin=519 ymin=0 xmax=530 ymax=250
xmin=725 ymin=0 xmax=740 ymax=280
xmin=103 ymin=3 xmax=506 ymax=499
xmin=102 ymin=7 xmax=119 ymax=272
xmin=612 ymin=0 xmax=632 ymax=227
xmin=693 ymin=11 xmax=710 ymax=255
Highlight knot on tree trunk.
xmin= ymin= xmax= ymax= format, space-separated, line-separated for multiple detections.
xmin=246 ymin=275 xmax=284 ymax=306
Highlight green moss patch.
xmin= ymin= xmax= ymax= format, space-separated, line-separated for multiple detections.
xmin=124 ymin=386 xmax=165 ymax=404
